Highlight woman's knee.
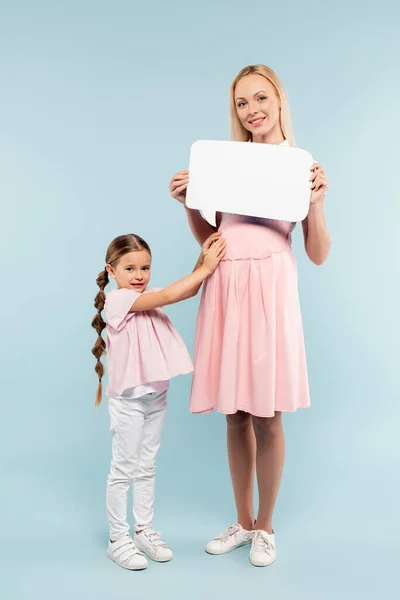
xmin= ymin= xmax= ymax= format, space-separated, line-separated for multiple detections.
xmin=226 ymin=410 xmax=252 ymax=430
xmin=252 ymin=412 xmax=282 ymax=437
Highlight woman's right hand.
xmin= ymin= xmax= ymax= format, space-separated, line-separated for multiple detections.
xmin=202 ymin=236 xmax=226 ymax=275
xmin=169 ymin=170 xmax=189 ymax=204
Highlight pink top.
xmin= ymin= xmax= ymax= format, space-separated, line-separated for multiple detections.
xmin=104 ymin=287 xmax=194 ymax=397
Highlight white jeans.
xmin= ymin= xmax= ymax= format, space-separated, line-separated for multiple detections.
xmin=106 ymin=391 xmax=167 ymax=541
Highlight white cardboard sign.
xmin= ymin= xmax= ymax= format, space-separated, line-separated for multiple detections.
xmin=185 ymin=140 xmax=314 ymax=226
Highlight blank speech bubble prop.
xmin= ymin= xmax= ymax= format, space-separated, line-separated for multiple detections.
xmin=186 ymin=140 xmax=314 ymax=226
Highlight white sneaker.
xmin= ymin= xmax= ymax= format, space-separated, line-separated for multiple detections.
xmin=249 ymin=530 xmax=276 ymax=567
xmin=205 ymin=523 xmax=253 ymax=555
xmin=107 ymin=536 xmax=148 ymax=570
xmin=135 ymin=528 xmax=173 ymax=562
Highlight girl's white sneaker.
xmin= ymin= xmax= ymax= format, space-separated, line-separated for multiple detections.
xmin=107 ymin=535 xmax=148 ymax=570
xmin=135 ymin=528 xmax=173 ymax=562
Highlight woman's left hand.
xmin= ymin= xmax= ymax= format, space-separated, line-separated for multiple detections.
xmin=310 ymin=163 xmax=329 ymax=206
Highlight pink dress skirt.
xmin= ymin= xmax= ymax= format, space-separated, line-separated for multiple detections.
xmin=189 ymin=213 xmax=310 ymax=417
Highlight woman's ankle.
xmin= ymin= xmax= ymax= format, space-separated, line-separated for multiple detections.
xmin=254 ymin=519 xmax=273 ymax=534
xmin=238 ymin=518 xmax=254 ymax=531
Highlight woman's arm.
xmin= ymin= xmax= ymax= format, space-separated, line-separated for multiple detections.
xmin=302 ymin=162 xmax=331 ymax=265
xmin=169 ymin=169 xmax=221 ymax=246
xmin=302 ymin=204 xmax=331 ymax=265
xmin=184 ymin=207 xmax=220 ymax=245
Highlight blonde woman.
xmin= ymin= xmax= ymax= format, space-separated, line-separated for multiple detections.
xmin=169 ymin=64 xmax=331 ymax=567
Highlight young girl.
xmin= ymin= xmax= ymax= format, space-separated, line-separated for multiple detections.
xmin=169 ymin=64 xmax=331 ymax=567
xmin=91 ymin=232 xmax=226 ymax=570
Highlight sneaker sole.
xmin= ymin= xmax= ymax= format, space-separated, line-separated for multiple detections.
xmin=135 ymin=548 xmax=173 ymax=563
xmin=205 ymin=540 xmax=252 ymax=555
xmin=107 ymin=551 xmax=148 ymax=570
xmin=249 ymin=555 xmax=276 ymax=567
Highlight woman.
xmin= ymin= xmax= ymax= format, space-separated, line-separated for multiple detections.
xmin=169 ymin=64 xmax=331 ymax=567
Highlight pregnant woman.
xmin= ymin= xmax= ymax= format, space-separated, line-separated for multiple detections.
xmin=169 ymin=64 xmax=331 ymax=567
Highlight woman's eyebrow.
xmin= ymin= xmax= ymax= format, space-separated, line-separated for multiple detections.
xmin=236 ymin=90 xmax=268 ymax=101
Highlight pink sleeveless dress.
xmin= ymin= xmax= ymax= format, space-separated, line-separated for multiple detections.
xmin=189 ymin=213 xmax=310 ymax=417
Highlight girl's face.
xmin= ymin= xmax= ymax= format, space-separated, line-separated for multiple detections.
xmin=235 ymin=74 xmax=282 ymax=141
xmin=107 ymin=250 xmax=151 ymax=293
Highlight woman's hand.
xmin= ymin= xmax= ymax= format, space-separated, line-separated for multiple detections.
xmin=310 ymin=163 xmax=329 ymax=206
xmin=202 ymin=234 xmax=226 ymax=274
xmin=169 ymin=169 xmax=189 ymax=204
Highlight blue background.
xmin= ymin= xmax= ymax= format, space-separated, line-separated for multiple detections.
xmin=0 ymin=1 xmax=399 ymax=598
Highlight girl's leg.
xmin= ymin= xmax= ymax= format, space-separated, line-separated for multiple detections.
xmin=226 ymin=411 xmax=256 ymax=531
xmin=133 ymin=391 xmax=167 ymax=531
xmin=252 ymin=412 xmax=285 ymax=534
xmin=106 ymin=398 xmax=145 ymax=542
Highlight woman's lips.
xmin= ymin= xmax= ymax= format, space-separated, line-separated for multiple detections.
xmin=249 ymin=117 xmax=266 ymax=127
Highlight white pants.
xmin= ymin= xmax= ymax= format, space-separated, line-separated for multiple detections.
xmin=106 ymin=391 xmax=167 ymax=541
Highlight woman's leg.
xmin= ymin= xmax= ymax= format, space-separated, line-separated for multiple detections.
xmin=226 ymin=411 xmax=256 ymax=530
xmin=252 ymin=412 xmax=285 ymax=534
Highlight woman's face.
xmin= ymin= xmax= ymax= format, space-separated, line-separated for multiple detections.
xmin=234 ymin=74 xmax=282 ymax=141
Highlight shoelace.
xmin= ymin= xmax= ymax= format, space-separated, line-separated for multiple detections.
xmin=218 ymin=524 xmax=240 ymax=543
xmin=144 ymin=529 xmax=167 ymax=548
xmin=252 ymin=531 xmax=274 ymax=555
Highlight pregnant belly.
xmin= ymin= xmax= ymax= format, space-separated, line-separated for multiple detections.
xmin=219 ymin=220 xmax=291 ymax=260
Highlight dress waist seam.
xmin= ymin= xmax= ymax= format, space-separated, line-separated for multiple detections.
xmin=221 ymin=246 xmax=292 ymax=261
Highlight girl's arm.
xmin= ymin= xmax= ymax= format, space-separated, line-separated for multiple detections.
xmin=130 ymin=235 xmax=226 ymax=312
xmin=302 ymin=162 xmax=331 ymax=265
xmin=179 ymin=232 xmax=222 ymax=300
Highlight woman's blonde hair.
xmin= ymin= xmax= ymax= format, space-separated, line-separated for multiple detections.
xmin=229 ymin=64 xmax=295 ymax=147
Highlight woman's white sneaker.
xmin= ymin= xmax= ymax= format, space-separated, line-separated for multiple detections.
xmin=205 ymin=523 xmax=253 ymax=555
xmin=107 ymin=536 xmax=148 ymax=570
xmin=135 ymin=528 xmax=173 ymax=562
xmin=249 ymin=530 xmax=276 ymax=567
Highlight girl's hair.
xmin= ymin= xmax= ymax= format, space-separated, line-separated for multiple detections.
xmin=91 ymin=234 xmax=151 ymax=407
xmin=229 ymin=64 xmax=295 ymax=147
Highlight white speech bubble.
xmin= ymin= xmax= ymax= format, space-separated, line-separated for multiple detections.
xmin=185 ymin=140 xmax=314 ymax=226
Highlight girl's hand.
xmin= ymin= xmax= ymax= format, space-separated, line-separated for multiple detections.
xmin=310 ymin=163 xmax=329 ymax=206
xmin=202 ymin=236 xmax=226 ymax=275
xmin=169 ymin=169 xmax=189 ymax=204
xmin=200 ymin=232 xmax=223 ymax=263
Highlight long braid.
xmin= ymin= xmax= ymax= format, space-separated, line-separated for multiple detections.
xmin=91 ymin=268 xmax=109 ymax=406
xmin=92 ymin=234 xmax=152 ymax=407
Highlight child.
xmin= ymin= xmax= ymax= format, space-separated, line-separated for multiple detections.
xmin=91 ymin=232 xmax=225 ymax=570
